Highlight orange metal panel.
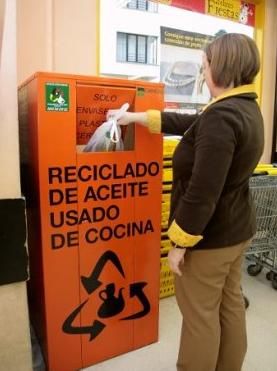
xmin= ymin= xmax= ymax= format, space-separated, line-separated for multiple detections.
xmin=20 ymin=72 xmax=164 ymax=370
xmin=37 ymin=76 xmax=82 ymax=370
xmin=77 ymin=151 xmax=136 ymax=366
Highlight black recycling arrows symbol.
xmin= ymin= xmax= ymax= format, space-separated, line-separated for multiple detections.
xmin=121 ymin=282 xmax=150 ymax=320
xmin=81 ymin=250 xmax=125 ymax=294
xmin=62 ymin=299 xmax=106 ymax=341
xmin=62 ymin=251 xmax=151 ymax=341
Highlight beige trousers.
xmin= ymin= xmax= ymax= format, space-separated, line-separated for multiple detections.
xmin=174 ymin=240 xmax=251 ymax=371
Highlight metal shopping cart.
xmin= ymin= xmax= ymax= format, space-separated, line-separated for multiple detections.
xmin=246 ymin=175 xmax=277 ymax=290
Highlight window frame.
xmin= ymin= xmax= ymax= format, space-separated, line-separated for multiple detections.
xmin=117 ymin=32 xmax=158 ymax=65
xmin=126 ymin=0 xmax=158 ymax=13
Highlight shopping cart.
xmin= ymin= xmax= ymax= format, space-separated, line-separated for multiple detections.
xmin=246 ymin=175 xmax=277 ymax=289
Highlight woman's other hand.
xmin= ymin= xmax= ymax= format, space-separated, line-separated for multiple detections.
xmin=168 ymin=247 xmax=187 ymax=276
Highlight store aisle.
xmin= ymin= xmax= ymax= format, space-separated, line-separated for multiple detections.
xmin=84 ymin=261 xmax=277 ymax=371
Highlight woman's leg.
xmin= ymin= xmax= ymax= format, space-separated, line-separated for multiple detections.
xmin=215 ymin=242 xmax=250 ymax=371
xmin=174 ymin=240 xmax=249 ymax=371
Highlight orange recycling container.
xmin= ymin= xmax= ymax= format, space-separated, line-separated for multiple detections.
xmin=18 ymin=72 xmax=164 ymax=370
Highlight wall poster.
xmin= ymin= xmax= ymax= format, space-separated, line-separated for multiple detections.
xmin=155 ymin=0 xmax=256 ymax=27
xmin=160 ymin=26 xmax=214 ymax=111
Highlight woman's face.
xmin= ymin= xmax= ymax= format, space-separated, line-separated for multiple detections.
xmin=202 ymin=53 xmax=215 ymax=96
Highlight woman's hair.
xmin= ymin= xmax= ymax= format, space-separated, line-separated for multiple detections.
xmin=204 ymin=33 xmax=260 ymax=88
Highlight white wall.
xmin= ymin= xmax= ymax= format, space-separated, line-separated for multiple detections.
xmin=0 ymin=0 xmax=32 ymax=370
xmin=0 ymin=0 xmax=21 ymax=198
xmin=17 ymin=0 xmax=98 ymax=84
xmin=100 ymin=0 xmax=160 ymax=77
xmin=99 ymin=0 xmax=253 ymax=78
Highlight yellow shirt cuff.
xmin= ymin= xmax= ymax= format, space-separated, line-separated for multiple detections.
xmin=167 ymin=220 xmax=203 ymax=248
xmin=146 ymin=110 xmax=161 ymax=134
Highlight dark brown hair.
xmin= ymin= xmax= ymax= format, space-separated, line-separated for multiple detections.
xmin=204 ymin=33 xmax=260 ymax=88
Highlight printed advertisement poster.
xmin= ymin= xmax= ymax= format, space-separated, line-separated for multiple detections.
xmin=207 ymin=1 xmax=255 ymax=26
xmin=160 ymin=26 xmax=213 ymax=105
xmin=154 ymin=1 xmax=255 ymax=27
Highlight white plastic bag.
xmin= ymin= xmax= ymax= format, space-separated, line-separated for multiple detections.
xmin=83 ymin=103 xmax=129 ymax=152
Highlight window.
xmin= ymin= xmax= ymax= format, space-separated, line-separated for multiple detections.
xmin=117 ymin=32 xmax=157 ymax=64
xmin=126 ymin=0 xmax=158 ymax=12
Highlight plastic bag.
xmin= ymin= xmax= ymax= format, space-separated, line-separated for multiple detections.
xmin=83 ymin=119 xmax=123 ymax=152
xmin=83 ymin=103 xmax=129 ymax=152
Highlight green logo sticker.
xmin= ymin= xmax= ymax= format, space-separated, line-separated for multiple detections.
xmin=137 ymin=87 xmax=145 ymax=97
xmin=45 ymin=83 xmax=69 ymax=112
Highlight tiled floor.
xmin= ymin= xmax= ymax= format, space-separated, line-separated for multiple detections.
xmin=83 ymin=261 xmax=277 ymax=371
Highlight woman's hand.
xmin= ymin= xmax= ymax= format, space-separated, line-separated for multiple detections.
xmin=168 ymin=247 xmax=187 ymax=276
xmin=107 ymin=110 xmax=148 ymax=127
xmin=106 ymin=110 xmax=135 ymax=126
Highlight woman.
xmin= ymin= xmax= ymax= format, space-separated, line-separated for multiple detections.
xmin=108 ymin=33 xmax=264 ymax=371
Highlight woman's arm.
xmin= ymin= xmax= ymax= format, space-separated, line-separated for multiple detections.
xmin=161 ymin=112 xmax=198 ymax=135
xmin=107 ymin=109 xmax=199 ymax=136
xmin=108 ymin=111 xmax=148 ymax=127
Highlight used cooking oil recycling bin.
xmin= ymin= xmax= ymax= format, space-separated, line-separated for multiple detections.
xmin=18 ymin=72 xmax=164 ymax=370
